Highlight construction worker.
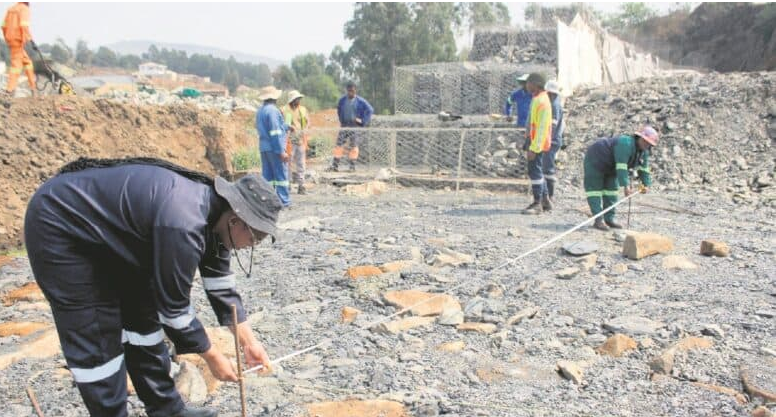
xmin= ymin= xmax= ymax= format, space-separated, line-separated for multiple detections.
xmin=504 ymin=74 xmax=531 ymax=127
xmin=2 ymin=2 xmax=36 ymax=96
xmin=584 ymin=126 xmax=658 ymax=231
xmin=329 ymin=81 xmax=373 ymax=172
xmin=24 ymin=157 xmax=281 ymax=417
xmin=256 ymin=85 xmax=293 ymax=207
xmin=542 ymin=80 xmax=564 ymax=202
xmin=282 ymin=90 xmax=310 ymax=195
xmin=522 ymin=72 xmax=553 ymax=214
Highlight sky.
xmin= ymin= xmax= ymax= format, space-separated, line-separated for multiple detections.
xmin=1 ymin=2 xmax=682 ymax=63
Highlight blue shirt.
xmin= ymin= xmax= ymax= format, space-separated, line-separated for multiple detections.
xmin=337 ymin=95 xmax=374 ymax=127
xmin=256 ymin=103 xmax=288 ymax=154
xmin=504 ymin=88 xmax=532 ymax=127
xmin=550 ymin=95 xmax=564 ymax=147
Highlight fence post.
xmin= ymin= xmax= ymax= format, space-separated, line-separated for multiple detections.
xmin=456 ymin=130 xmax=466 ymax=193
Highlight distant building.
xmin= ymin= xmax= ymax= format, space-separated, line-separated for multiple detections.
xmin=138 ymin=62 xmax=168 ymax=77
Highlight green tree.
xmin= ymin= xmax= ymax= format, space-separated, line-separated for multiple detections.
xmin=272 ymin=64 xmax=299 ymax=89
xmin=411 ymin=3 xmax=460 ymax=64
xmin=291 ymin=53 xmax=326 ymax=80
xmin=603 ymin=2 xmax=658 ymax=31
xmin=75 ymin=39 xmax=93 ymax=66
xmin=49 ymin=38 xmax=72 ymax=64
xmin=118 ymin=54 xmax=141 ymax=70
xmin=344 ymin=2 xmax=414 ymax=112
xmin=93 ymin=46 xmax=118 ymax=67
xmin=464 ymin=2 xmax=510 ymax=28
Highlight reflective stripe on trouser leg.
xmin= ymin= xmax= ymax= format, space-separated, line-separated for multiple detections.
xmin=602 ymin=176 xmax=619 ymax=222
xmin=527 ymin=156 xmax=546 ymax=201
xmin=542 ymin=145 xmax=559 ymax=198
xmin=261 ymin=151 xmax=290 ymax=206
xmin=120 ymin=277 xmax=184 ymax=417
xmin=583 ymin=157 xmax=605 ymax=217
xmin=7 ymin=45 xmax=25 ymax=92
xmin=292 ymin=144 xmax=305 ymax=185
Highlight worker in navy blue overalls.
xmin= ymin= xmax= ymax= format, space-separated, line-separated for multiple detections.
xmin=24 ymin=157 xmax=281 ymax=417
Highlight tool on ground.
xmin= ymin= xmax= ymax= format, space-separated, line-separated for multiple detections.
xmin=32 ymin=48 xmax=75 ymax=96
xmin=243 ymin=339 xmax=332 ymax=375
xmin=26 ymin=386 xmax=44 ymax=417
xmin=627 ymin=197 xmax=632 ymax=227
xmin=231 ymin=304 xmax=247 ymax=417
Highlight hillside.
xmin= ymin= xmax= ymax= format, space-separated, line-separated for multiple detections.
xmin=106 ymin=40 xmax=284 ymax=69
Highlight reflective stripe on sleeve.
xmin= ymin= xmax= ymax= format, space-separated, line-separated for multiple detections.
xmin=269 ymin=129 xmax=283 ymax=136
xmin=122 ymin=329 xmax=164 ymax=346
xmin=158 ymin=307 xmax=195 ymax=329
xmin=616 ymin=163 xmax=628 ymax=170
xmin=70 ymin=354 xmax=124 ymax=383
xmin=202 ymin=274 xmax=236 ymax=291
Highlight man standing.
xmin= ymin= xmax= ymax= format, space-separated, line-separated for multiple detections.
xmin=282 ymin=90 xmax=310 ymax=195
xmin=2 ymin=2 xmax=37 ymax=96
xmin=583 ymin=126 xmax=658 ymax=230
xmin=24 ymin=157 xmax=279 ymax=417
xmin=329 ymin=81 xmax=373 ymax=172
xmin=504 ymin=74 xmax=532 ymax=127
xmin=542 ymin=80 xmax=564 ymax=205
xmin=522 ymin=73 xmax=552 ymax=215
xmin=256 ymin=86 xmax=292 ymax=207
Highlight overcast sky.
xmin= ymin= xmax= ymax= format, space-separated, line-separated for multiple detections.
xmin=2 ymin=2 xmax=681 ymax=62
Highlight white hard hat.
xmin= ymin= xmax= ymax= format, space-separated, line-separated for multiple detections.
xmin=544 ymin=80 xmax=560 ymax=95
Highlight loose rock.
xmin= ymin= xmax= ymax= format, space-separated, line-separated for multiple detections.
xmin=700 ymin=239 xmax=730 ymax=257
xmin=596 ymin=333 xmax=638 ymax=357
xmin=622 ymin=232 xmax=674 ymax=260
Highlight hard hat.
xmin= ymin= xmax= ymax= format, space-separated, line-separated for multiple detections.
xmin=544 ymin=80 xmax=560 ymax=95
xmin=634 ymin=126 xmax=659 ymax=146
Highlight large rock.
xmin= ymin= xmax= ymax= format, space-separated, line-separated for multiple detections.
xmin=603 ymin=316 xmax=665 ymax=336
xmin=374 ymin=316 xmax=435 ymax=334
xmin=0 ymin=329 xmax=60 ymax=370
xmin=341 ymin=306 xmax=361 ymax=324
xmin=661 ymin=255 xmax=699 ymax=270
xmin=562 ymin=241 xmax=599 ymax=256
xmin=556 ymin=360 xmax=584 ymax=384
xmin=700 ymin=239 xmax=730 ymax=257
xmin=343 ymin=181 xmax=388 ymax=197
xmin=596 ymin=333 xmax=638 ymax=357
xmin=457 ymin=322 xmax=498 ymax=334
xmin=174 ymin=361 xmax=208 ymax=403
xmin=649 ymin=337 xmax=714 ymax=375
xmin=622 ymin=232 xmax=674 ymax=260
xmin=430 ymin=248 xmax=474 ymax=267
xmin=383 ymin=290 xmax=461 ymax=317
xmin=1 ymin=282 xmax=46 ymax=306
xmin=305 ymin=400 xmax=408 ymax=417
xmin=346 ymin=265 xmax=384 ymax=279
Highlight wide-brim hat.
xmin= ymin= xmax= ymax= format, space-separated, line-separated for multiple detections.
xmin=516 ymin=74 xmax=529 ymax=82
xmin=544 ymin=80 xmax=561 ymax=95
xmin=258 ymin=86 xmax=283 ymax=101
xmin=287 ymin=90 xmax=304 ymax=104
xmin=214 ymin=174 xmax=283 ymax=243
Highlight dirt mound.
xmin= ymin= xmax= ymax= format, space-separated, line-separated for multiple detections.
xmin=0 ymin=95 xmax=253 ymax=250
xmin=624 ymin=3 xmax=776 ymax=71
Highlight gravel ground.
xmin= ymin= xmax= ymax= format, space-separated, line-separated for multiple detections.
xmin=1 ymin=183 xmax=774 ymax=417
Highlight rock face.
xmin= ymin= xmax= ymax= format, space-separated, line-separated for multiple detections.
xmin=305 ymin=400 xmax=408 ymax=417
xmin=700 ymin=239 xmax=730 ymax=257
xmin=383 ymin=290 xmax=461 ymax=317
xmin=622 ymin=232 xmax=674 ymax=260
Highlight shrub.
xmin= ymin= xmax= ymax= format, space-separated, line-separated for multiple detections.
xmin=232 ymin=147 xmax=261 ymax=171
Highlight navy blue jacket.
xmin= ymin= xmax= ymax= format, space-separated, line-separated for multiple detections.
xmin=337 ymin=95 xmax=374 ymax=127
xmin=26 ymin=164 xmax=247 ymax=354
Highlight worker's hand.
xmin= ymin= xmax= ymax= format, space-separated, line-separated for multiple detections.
xmin=200 ymin=347 xmax=238 ymax=382
xmin=640 ymin=185 xmax=649 ymax=194
xmin=280 ymin=152 xmax=290 ymax=163
xmin=243 ymin=341 xmax=272 ymax=372
xmin=624 ymin=186 xmax=633 ymax=196
xmin=526 ymin=150 xmax=537 ymax=161
xmin=355 ymin=117 xmax=362 ymax=126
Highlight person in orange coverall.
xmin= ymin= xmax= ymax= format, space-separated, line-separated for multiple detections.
xmin=2 ymin=2 xmax=37 ymax=95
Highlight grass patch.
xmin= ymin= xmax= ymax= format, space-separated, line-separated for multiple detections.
xmin=232 ymin=147 xmax=261 ymax=171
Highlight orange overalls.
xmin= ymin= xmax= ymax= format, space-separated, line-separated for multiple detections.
xmin=2 ymin=2 xmax=36 ymax=93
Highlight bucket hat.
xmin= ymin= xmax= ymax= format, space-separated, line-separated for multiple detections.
xmin=214 ymin=174 xmax=282 ymax=242
xmin=258 ymin=86 xmax=283 ymax=101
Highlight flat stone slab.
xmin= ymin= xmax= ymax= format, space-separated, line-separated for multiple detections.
xmin=603 ymin=316 xmax=665 ymax=336
xmin=562 ymin=241 xmax=599 ymax=256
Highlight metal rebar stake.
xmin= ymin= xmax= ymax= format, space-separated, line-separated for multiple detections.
xmin=231 ymin=304 xmax=247 ymax=417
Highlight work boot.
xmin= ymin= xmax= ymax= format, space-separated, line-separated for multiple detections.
xmin=541 ymin=195 xmax=553 ymax=211
xmin=593 ymin=219 xmax=609 ymax=231
xmin=605 ymin=220 xmax=623 ymax=229
xmin=522 ymin=201 xmax=543 ymax=215
xmin=172 ymin=406 xmax=218 ymax=417
xmin=297 ymin=184 xmax=307 ymax=195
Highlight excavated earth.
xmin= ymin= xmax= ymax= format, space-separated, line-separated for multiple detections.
xmin=0 ymin=72 xmax=774 ymax=417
